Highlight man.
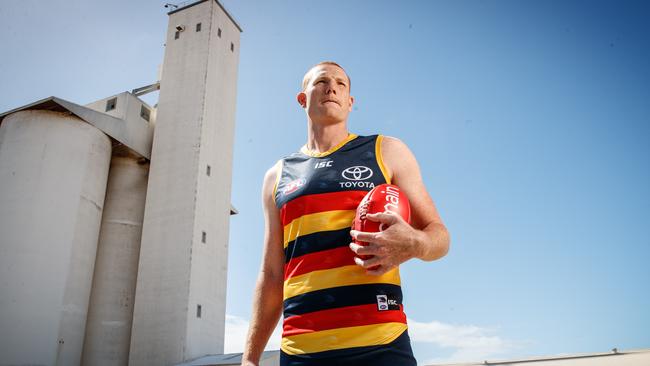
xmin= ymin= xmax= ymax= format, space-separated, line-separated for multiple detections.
xmin=242 ymin=61 xmax=450 ymax=366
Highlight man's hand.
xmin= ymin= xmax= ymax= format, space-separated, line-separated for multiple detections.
xmin=349 ymin=211 xmax=425 ymax=275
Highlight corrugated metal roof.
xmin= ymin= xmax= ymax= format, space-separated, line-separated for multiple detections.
xmin=429 ymin=348 xmax=650 ymax=366
xmin=175 ymin=351 xmax=279 ymax=366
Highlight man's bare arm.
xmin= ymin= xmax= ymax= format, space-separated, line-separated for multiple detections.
xmin=241 ymin=165 xmax=285 ymax=365
xmin=350 ymin=136 xmax=450 ymax=274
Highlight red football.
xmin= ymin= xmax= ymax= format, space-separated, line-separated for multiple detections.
xmin=352 ymin=184 xmax=411 ymax=252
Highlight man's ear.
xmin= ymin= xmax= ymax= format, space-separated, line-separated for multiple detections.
xmin=297 ymin=92 xmax=307 ymax=108
xmin=348 ymin=96 xmax=355 ymax=112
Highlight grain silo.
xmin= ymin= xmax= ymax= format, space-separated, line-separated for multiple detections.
xmin=128 ymin=1 xmax=241 ymax=364
xmin=0 ymin=106 xmax=113 ymax=365
xmin=0 ymin=1 xmax=240 ymax=365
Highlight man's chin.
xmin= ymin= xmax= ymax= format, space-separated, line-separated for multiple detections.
xmin=311 ymin=115 xmax=347 ymax=126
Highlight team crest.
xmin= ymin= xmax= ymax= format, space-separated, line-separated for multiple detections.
xmin=282 ymin=178 xmax=306 ymax=195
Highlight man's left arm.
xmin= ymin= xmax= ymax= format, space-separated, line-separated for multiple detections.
xmin=350 ymin=136 xmax=450 ymax=275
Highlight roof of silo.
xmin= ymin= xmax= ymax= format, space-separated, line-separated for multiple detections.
xmin=167 ymin=0 xmax=242 ymax=33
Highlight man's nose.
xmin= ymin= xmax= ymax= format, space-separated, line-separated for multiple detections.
xmin=325 ymin=80 xmax=337 ymax=94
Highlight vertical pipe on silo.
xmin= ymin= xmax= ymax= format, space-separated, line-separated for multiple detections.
xmin=81 ymin=148 xmax=149 ymax=366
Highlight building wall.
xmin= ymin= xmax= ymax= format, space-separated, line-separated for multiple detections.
xmin=84 ymin=92 xmax=156 ymax=159
xmin=129 ymin=1 xmax=240 ymax=364
xmin=186 ymin=1 xmax=240 ymax=356
xmin=85 ymin=92 xmax=155 ymax=127
xmin=0 ymin=110 xmax=111 ymax=365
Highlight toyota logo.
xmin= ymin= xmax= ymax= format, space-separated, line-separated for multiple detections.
xmin=342 ymin=166 xmax=373 ymax=181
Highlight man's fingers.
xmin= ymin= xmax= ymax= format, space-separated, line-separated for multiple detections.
xmin=353 ymin=256 xmax=381 ymax=269
xmin=349 ymin=242 xmax=377 ymax=255
xmin=350 ymin=230 xmax=380 ymax=243
xmin=365 ymin=212 xmax=400 ymax=225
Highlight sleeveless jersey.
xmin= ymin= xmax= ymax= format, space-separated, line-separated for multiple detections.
xmin=274 ymin=134 xmax=416 ymax=365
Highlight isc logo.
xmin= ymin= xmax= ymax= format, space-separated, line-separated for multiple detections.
xmin=314 ymin=160 xmax=333 ymax=169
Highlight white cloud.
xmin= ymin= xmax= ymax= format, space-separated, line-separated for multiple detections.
xmin=224 ymin=314 xmax=282 ymax=354
xmin=408 ymin=318 xmax=519 ymax=365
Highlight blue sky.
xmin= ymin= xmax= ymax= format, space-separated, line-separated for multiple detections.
xmin=1 ymin=0 xmax=648 ymax=363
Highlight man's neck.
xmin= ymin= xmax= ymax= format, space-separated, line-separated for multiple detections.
xmin=305 ymin=121 xmax=350 ymax=154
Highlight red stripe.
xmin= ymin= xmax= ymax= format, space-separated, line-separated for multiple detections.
xmin=282 ymin=304 xmax=406 ymax=336
xmin=284 ymin=246 xmax=355 ymax=281
xmin=280 ymin=190 xmax=367 ymax=226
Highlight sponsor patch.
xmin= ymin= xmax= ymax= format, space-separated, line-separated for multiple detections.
xmin=314 ymin=160 xmax=333 ymax=169
xmin=376 ymin=294 xmax=400 ymax=311
xmin=342 ymin=166 xmax=373 ymax=181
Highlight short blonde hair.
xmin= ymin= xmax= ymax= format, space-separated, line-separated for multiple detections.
xmin=301 ymin=61 xmax=351 ymax=91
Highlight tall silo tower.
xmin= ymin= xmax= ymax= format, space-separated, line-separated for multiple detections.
xmin=128 ymin=1 xmax=241 ymax=365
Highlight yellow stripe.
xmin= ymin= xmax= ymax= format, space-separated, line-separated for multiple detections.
xmin=300 ymin=133 xmax=358 ymax=157
xmin=284 ymin=265 xmax=401 ymax=299
xmin=283 ymin=210 xmax=355 ymax=248
xmin=376 ymin=135 xmax=391 ymax=184
xmin=281 ymin=322 xmax=407 ymax=355
xmin=272 ymin=160 xmax=283 ymax=206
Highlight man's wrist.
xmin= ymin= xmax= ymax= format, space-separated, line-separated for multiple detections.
xmin=241 ymin=354 xmax=259 ymax=366
xmin=415 ymin=223 xmax=450 ymax=261
xmin=411 ymin=229 xmax=429 ymax=260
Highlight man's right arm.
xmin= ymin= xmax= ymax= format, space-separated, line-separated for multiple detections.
xmin=241 ymin=165 xmax=285 ymax=366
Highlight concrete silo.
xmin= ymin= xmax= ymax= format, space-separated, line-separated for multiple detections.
xmin=129 ymin=1 xmax=242 ymax=365
xmin=0 ymin=110 xmax=112 ymax=365
xmin=0 ymin=1 xmax=241 ymax=364
xmin=80 ymin=94 xmax=154 ymax=366
xmin=0 ymin=93 xmax=155 ymax=366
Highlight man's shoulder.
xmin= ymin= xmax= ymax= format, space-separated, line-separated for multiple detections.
xmin=380 ymin=135 xmax=404 ymax=145
xmin=380 ymin=135 xmax=410 ymax=153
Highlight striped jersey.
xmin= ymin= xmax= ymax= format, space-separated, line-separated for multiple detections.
xmin=273 ymin=134 xmax=416 ymax=365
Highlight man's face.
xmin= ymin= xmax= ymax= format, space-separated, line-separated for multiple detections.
xmin=297 ymin=64 xmax=354 ymax=125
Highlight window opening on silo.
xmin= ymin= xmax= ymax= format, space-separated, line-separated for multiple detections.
xmin=175 ymin=31 xmax=180 ymax=39
xmin=218 ymin=28 xmax=222 ymax=37
xmin=202 ymin=231 xmax=206 ymax=243
xmin=206 ymin=165 xmax=211 ymax=176
xmin=231 ymin=42 xmax=234 ymax=52
xmin=196 ymin=23 xmax=201 ymax=32
xmin=140 ymin=105 xmax=151 ymax=122
xmin=105 ymin=98 xmax=117 ymax=112
xmin=197 ymin=304 xmax=202 ymax=318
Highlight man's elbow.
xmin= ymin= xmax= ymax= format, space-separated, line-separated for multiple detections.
xmin=258 ymin=268 xmax=284 ymax=287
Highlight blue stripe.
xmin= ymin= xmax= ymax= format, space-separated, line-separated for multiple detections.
xmin=280 ymin=329 xmax=416 ymax=365
xmin=284 ymin=228 xmax=352 ymax=263
xmin=283 ymin=283 xmax=403 ymax=317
